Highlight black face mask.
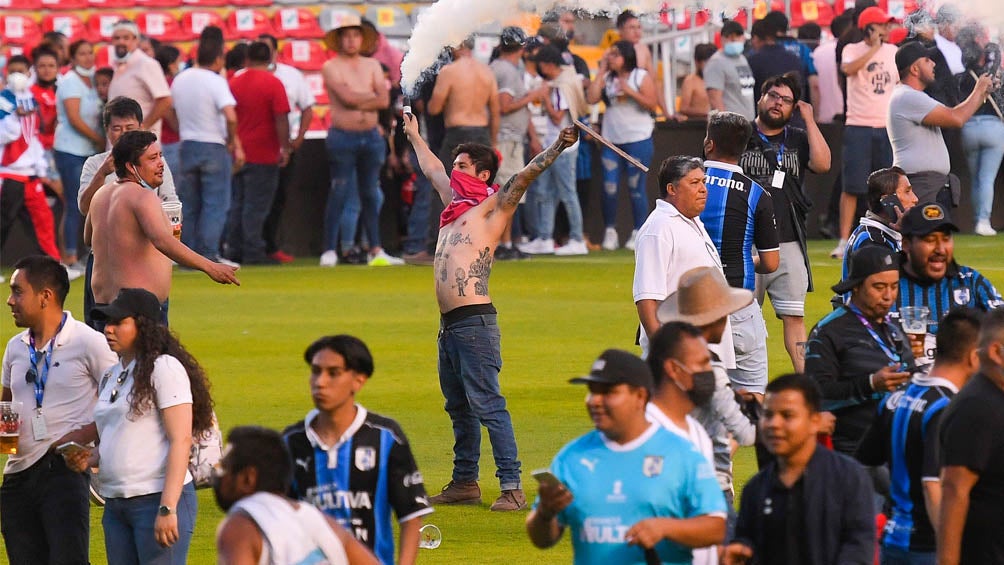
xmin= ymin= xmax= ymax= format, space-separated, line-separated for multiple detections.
xmin=673 ymin=360 xmax=716 ymax=406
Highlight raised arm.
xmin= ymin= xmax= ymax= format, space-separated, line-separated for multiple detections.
xmin=494 ymin=126 xmax=578 ymax=214
xmin=402 ymin=113 xmax=451 ymax=205
xmin=426 ymin=70 xmax=451 ymax=116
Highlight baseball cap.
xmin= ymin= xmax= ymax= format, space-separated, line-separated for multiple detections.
xmin=91 ymin=288 xmax=162 ymax=323
xmin=831 ymin=246 xmax=900 ymax=295
xmin=896 ymin=41 xmax=940 ymax=73
xmin=857 ymin=6 xmax=899 ymax=30
xmin=899 ymin=202 xmax=960 ymax=237
xmin=570 ymin=349 xmax=654 ymax=392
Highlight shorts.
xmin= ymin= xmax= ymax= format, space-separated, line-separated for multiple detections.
xmin=841 ymin=125 xmax=892 ymax=196
xmin=495 ymin=139 xmax=525 ymax=188
xmin=727 ymin=301 xmax=768 ymax=394
xmin=757 ymin=241 xmax=808 ymax=318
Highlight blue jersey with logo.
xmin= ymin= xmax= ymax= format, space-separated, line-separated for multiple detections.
xmin=700 ymin=162 xmax=779 ymax=291
xmin=541 ymin=424 xmax=726 ymax=565
xmin=894 ymin=264 xmax=1003 ymax=334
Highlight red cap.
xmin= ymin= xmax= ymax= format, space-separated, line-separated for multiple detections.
xmin=888 ymin=27 xmax=909 ymax=45
xmin=857 ymin=6 xmax=899 ymax=29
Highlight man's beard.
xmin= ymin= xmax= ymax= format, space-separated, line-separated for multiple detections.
xmin=758 ymin=107 xmax=789 ymax=129
xmin=114 ymin=45 xmax=129 ymax=59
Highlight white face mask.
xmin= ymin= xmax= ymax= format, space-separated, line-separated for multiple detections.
xmin=75 ymin=65 xmax=95 ymax=78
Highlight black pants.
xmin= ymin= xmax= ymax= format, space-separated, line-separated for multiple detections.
xmin=0 ymin=451 xmax=90 ymax=565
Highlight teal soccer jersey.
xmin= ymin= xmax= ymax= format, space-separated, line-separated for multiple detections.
xmin=541 ymin=424 xmax=726 ymax=565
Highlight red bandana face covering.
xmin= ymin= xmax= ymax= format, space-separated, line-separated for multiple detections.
xmin=439 ymin=169 xmax=498 ymax=228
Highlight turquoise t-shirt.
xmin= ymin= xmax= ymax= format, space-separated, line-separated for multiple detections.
xmin=539 ymin=423 xmax=726 ymax=565
xmin=54 ymin=71 xmax=102 ymax=157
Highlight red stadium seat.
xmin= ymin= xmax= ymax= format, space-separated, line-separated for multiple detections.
xmin=752 ymin=0 xmax=785 ymax=21
xmin=790 ymin=0 xmax=835 ymax=27
xmin=1 ymin=16 xmax=42 ymax=47
xmin=306 ymin=109 xmax=330 ymax=133
xmin=660 ymin=8 xmax=710 ymax=31
xmin=0 ymin=0 xmax=40 ymax=9
xmin=86 ymin=13 xmax=128 ymax=43
xmin=226 ymin=9 xmax=275 ymax=40
xmin=230 ymin=0 xmax=270 ymax=7
xmin=877 ymin=0 xmax=923 ymax=20
xmin=278 ymin=40 xmax=329 ymax=72
xmin=137 ymin=12 xmax=185 ymax=42
xmin=40 ymin=0 xmax=88 ymax=10
xmin=273 ymin=8 xmax=324 ymax=40
xmin=88 ymin=0 xmax=137 ymax=9
xmin=304 ymin=71 xmax=328 ymax=105
xmin=42 ymin=14 xmax=87 ymax=42
xmin=181 ymin=0 xmax=229 ymax=7
xmin=135 ymin=0 xmax=182 ymax=8
xmin=94 ymin=44 xmax=117 ymax=68
xmin=180 ymin=11 xmax=226 ymax=41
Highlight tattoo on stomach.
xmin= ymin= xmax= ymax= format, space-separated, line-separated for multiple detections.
xmin=453 ymin=247 xmax=493 ymax=297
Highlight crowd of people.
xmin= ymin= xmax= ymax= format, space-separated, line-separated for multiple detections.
xmin=2 ymin=1 xmax=1004 ymax=564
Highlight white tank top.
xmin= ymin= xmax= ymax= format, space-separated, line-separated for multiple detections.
xmin=231 ymin=492 xmax=349 ymax=565
xmin=602 ymin=68 xmax=655 ymax=145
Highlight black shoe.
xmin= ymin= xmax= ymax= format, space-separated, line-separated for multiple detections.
xmin=341 ymin=247 xmax=367 ymax=265
xmin=494 ymin=246 xmax=516 ymax=261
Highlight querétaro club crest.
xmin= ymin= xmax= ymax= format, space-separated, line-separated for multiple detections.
xmin=355 ymin=447 xmax=376 ymax=471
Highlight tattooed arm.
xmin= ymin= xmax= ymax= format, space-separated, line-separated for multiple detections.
xmin=403 ymin=113 xmax=452 ymax=206
xmin=493 ymin=126 xmax=578 ymax=215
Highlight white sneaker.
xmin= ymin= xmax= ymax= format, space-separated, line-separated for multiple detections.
xmin=215 ymin=255 xmax=241 ymax=268
xmin=830 ymin=239 xmax=847 ymax=259
xmin=602 ymin=228 xmax=619 ymax=250
xmin=520 ymin=238 xmax=555 ymax=254
xmin=975 ymin=220 xmax=997 ymax=236
xmin=63 ymin=264 xmax=84 ymax=282
xmin=368 ymin=249 xmax=405 ymax=266
xmin=554 ymin=239 xmax=589 ymax=256
xmin=319 ymin=250 xmax=339 ymax=267
xmin=624 ymin=229 xmax=639 ymax=250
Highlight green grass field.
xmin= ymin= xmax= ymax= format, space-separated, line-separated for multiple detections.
xmin=1 ymin=237 xmax=1002 ymax=564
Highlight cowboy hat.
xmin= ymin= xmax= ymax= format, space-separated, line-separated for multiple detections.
xmin=323 ymin=13 xmax=378 ymax=54
xmin=657 ymin=266 xmax=753 ymax=326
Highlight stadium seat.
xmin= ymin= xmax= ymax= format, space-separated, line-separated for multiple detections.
xmin=137 ymin=12 xmax=185 ymax=42
xmin=273 ymin=8 xmax=324 ymax=40
xmin=877 ymin=0 xmax=922 ymax=19
xmin=278 ymin=40 xmax=329 ymax=71
xmin=181 ymin=0 xmax=229 ymax=8
xmin=304 ymin=71 xmax=328 ymax=105
xmin=1 ymin=15 xmax=42 ymax=47
xmin=135 ymin=0 xmax=182 ymax=8
xmin=40 ymin=0 xmax=88 ymax=10
xmin=230 ymin=0 xmax=271 ymax=7
xmin=752 ymin=0 xmax=786 ymax=21
xmin=364 ymin=6 xmax=411 ymax=38
xmin=790 ymin=0 xmax=835 ymax=27
xmin=306 ymin=108 xmax=330 ymax=133
xmin=88 ymin=0 xmax=137 ymax=9
xmin=86 ymin=12 xmax=128 ymax=43
xmin=660 ymin=8 xmax=711 ymax=31
xmin=0 ymin=0 xmax=40 ymax=9
xmin=42 ymin=14 xmax=87 ymax=42
xmin=226 ymin=9 xmax=275 ymax=40
xmin=318 ymin=7 xmax=363 ymax=35
xmin=181 ymin=11 xmax=226 ymax=41
xmin=94 ymin=44 xmax=116 ymax=68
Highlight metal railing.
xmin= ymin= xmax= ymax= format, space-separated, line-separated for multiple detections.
xmin=641 ymin=22 xmax=721 ymax=114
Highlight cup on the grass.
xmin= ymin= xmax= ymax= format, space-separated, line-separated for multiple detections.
xmin=161 ymin=201 xmax=183 ymax=240
xmin=419 ymin=524 xmax=441 ymax=549
xmin=0 ymin=401 xmax=23 ymax=455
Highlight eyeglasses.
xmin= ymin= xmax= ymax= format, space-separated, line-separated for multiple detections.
xmin=765 ymin=91 xmax=795 ymax=106
xmin=109 ymin=368 xmax=130 ymax=403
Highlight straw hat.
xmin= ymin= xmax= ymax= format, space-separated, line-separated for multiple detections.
xmin=657 ymin=267 xmax=754 ymax=326
xmin=323 ymin=13 xmax=378 ymax=54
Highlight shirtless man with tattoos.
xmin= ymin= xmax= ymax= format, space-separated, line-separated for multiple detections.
xmin=403 ymin=112 xmax=577 ymax=512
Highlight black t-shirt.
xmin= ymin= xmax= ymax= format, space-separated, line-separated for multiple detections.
xmin=761 ymin=475 xmax=808 ymax=565
xmin=939 ymin=373 xmax=1004 ymax=564
xmin=747 ymin=44 xmax=804 ymax=103
xmin=740 ymin=126 xmax=811 ymax=243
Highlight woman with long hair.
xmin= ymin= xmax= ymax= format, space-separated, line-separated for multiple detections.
xmin=65 ymin=288 xmax=213 ymax=564
xmin=585 ymin=39 xmax=659 ymax=251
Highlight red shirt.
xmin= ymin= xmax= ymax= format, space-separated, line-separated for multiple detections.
xmin=30 ymin=83 xmax=57 ymax=150
xmin=161 ymin=76 xmax=180 ymax=145
xmin=228 ymin=68 xmax=289 ymax=165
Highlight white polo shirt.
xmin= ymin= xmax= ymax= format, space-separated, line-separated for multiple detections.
xmin=274 ymin=62 xmax=316 ymax=140
xmin=633 ymin=199 xmax=736 ymax=368
xmin=2 ymin=312 xmax=117 ymax=473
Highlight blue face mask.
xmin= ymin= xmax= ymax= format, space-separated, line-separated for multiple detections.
xmin=723 ymin=41 xmax=745 ymax=57
xmin=131 ymin=166 xmax=155 ymax=191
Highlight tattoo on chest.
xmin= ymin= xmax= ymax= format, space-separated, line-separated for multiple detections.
xmin=453 ymin=247 xmax=493 ymax=297
xmin=448 ymin=233 xmax=473 ymax=246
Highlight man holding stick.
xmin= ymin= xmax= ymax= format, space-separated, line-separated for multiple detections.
xmin=403 ymin=112 xmax=578 ymax=512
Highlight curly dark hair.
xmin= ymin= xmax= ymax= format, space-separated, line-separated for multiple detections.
xmin=127 ymin=316 xmax=215 ymax=437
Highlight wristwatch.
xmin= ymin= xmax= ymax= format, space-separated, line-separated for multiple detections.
xmin=158 ymin=505 xmax=175 ymax=516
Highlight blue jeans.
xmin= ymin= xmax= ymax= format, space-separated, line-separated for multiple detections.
xmin=161 ymin=142 xmax=181 ymax=192
xmin=404 ymin=150 xmax=433 ymax=254
xmin=438 ymin=313 xmax=521 ymax=490
xmin=53 ymin=150 xmax=88 ymax=257
xmin=530 ymin=147 xmax=582 ymax=240
xmin=225 ymin=163 xmax=280 ymax=263
xmin=881 ymin=545 xmax=936 ymax=565
xmin=962 ymin=115 xmax=1004 ymax=223
xmin=178 ymin=141 xmax=232 ymax=258
xmin=324 ymin=128 xmax=386 ymax=251
xmin=600 ymin=138 xmax=654 ymax=230
xmin=102 ymin=482 xmax=196 ymax=565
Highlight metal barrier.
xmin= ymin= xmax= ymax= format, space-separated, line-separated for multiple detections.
xmin=640 ymin=22 xmax=720 ymax=114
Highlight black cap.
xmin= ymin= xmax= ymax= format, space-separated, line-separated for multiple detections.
xmin=832 ymin=246 xmax=900 ymax=294
xmin=896 ymin=41 xmax=940 ymax=73
xmin=569 ymin=349 xmax=654 ymax=392
xmin=899 ymin=202 xmax=960 ymax=237
xmin=500 ymin=26 xmax=528 ymax=49
xmin=91 ymin=288 xmax=161 ymax=323
xmin=533 ymin=44 xmax=565 ymax=66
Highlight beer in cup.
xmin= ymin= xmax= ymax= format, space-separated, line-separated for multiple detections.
xmin=0 ymin=401 xmax=22 ymax=455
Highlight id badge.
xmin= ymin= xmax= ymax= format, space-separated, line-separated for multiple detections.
xmin=772 ymin=169 xmax=785 ymax=189
xmin=32 ymin=409 xmax=48 ymax=441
